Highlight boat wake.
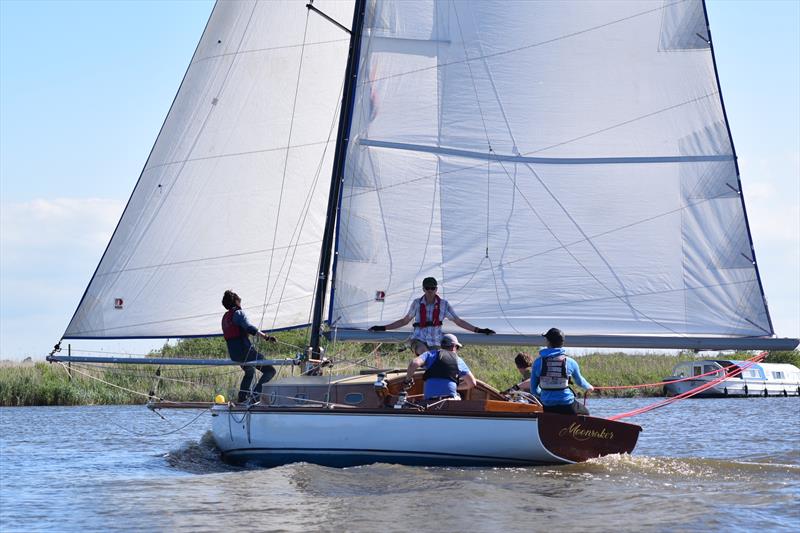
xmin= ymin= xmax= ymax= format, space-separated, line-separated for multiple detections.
xmin=163 ymin=431 xmax=241 ymax=474
xmin=580 ymin=453 xmax=800 ymax=482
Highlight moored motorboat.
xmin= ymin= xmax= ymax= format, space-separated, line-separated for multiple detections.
xmin=663 ymin=360 xmax=800 ymax=398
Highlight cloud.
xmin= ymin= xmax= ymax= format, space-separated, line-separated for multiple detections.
xmin=1 ymin=197 xmax=122 ymax=249
xmin=0 ymin=197 xmax=124 ymax=358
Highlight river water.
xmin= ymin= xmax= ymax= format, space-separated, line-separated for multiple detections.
xmin=1 ymin=398 xmax=798 ymax=532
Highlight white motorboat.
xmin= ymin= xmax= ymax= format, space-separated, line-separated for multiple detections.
xmin=664 ymin=360 xmax=800 ymax=398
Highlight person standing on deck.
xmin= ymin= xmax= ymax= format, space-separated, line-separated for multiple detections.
xmin=403 ymin=333 xmax=477 ymax=401
xmin=221 ymin=290 xmax=277 ymax=404
xmin=368 ymin=277 xmax=495 ymax=355
xmin=525 ymin=328 xmax=594 ymax=415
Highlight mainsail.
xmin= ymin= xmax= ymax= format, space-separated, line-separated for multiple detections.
xmin=64 ymin=0 xmax=354 ymax=339
xmin=332 ymin=0 xmax=775 ymax=339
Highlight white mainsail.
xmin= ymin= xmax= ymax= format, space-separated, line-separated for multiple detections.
xmin=331 ymin=0 xmax=773 ymax=338
xmin=64 ymin=0 xmax=354 ymax=338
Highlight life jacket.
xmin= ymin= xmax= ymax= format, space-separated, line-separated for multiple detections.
xmin=422 ymin=349 xmax=460 ymax=384
xmin=416 ymin=295 xmax=444 ymax=328
xmin=539 ymin=355 xmax=569 ymax=390
xmin=221 ymin=307 xmax=243 ymax=340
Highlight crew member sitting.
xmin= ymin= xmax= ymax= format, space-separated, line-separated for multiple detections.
xmin=505 ymin=351 xmax=534 ymax=394
xmin=403 ymin=333 xmax=477 ymax=402
xmin=528 ymin=327 xmax=594 ymax=415
xmin=515 ymin=352 xmax=533 ymax=381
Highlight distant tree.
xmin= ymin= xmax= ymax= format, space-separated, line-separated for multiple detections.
xmin=765 ymin=351 xmax=800 ymax=367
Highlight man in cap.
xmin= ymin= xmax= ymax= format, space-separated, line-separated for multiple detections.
xmin=527 ymin=327 xmax=594 ymax=415
xmin=403 ymin=333 xmax=477 ymax=401
xmin=368 ymin=276 xmax=495 ymax=355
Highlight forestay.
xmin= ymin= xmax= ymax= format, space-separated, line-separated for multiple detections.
xmin=65 ymin=0 xmax=354 ymax=339
xmin=331 ymin=0 xmax=774 ymax=338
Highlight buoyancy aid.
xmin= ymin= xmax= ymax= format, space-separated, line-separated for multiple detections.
xmin=422 ymin=350 xmax=460 ymax=383
xmin=539 ymin=355 xmax=569 ymax=390
xmin=221 ymin=307 xmax=243 ymax=340
xmin=416 ymin=295 xmax=444 ymax=328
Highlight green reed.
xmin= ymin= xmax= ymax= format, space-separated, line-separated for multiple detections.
xmin=2 ymin=331 xmax=793 ymax=406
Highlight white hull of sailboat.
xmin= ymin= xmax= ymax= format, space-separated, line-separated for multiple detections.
xmin=209 ymin=406 xmax=640 ymax=467
xmin=212 ymin=408 xmax=562 ymax=467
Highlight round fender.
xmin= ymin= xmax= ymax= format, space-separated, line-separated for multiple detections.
xmin=744 ymin=385 xmax=749 ymax=396
xmin=783 ymin=389 xmax=788 ymax=397
xmin=763 ymin=388 xmax=768 ymax=397
xmin=723 ymin=387 xmax=728 ymax=396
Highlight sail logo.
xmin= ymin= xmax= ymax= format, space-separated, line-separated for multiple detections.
xmin=558 ymin=422 xmax=614 ymax=441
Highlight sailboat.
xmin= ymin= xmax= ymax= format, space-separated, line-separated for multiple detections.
xmin=49 ymin=0 xmax=798 ymax=467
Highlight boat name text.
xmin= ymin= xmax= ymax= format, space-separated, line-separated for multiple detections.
xmin=558 ymin=422 xmax=614 ymax=441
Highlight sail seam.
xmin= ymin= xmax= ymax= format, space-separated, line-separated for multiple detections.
xmin=190 ymin=37 xmax=349 ymax=65
xmin=332 ymin=276 xmax=759 ymax=318
xmin=143 ymin=140 xmax=334 ymax=173
xmin=92 ymin=241 xmax=321 ymax=278
xmin=65 ymin=300 xmax=312 ymax=337
xmin=358 ymin=0 xmax=691 ymax=86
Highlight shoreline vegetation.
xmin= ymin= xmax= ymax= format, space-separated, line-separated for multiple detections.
xmin=2 ymin=330 xmax=798 ymax=407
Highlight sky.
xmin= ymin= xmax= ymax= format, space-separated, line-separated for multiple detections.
xmin=1 ymin=0 xmax=798 ymax=360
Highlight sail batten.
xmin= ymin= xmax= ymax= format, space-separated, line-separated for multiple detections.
xmin=358 ymin=139 xmax=734 ymax=165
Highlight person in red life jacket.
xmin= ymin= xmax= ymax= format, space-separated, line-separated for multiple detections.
xmin=403 ymin=333 xmax=477 ymax=401
xmin=221 ymin=290 xmax=277 ymax=404
xmin=368 ymin=277 xmax=495 ymax=355
xmin=521 ymin=327 xmax=594 ymax=415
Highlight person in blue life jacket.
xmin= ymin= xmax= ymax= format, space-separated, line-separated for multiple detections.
xmin=368 ymin=277 xmax=495 ymax=355
xmin=515 ymin=328 xmax=594 ymax=415
xmin=403 ymin=333 xmax=477 ymax=401
xmin=221 ymin=290 xmax=277 ymax=404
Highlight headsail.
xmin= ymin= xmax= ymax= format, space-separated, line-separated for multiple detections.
xmin=65 ymin=0 xmax=354 ymax=339
xmin=331 ymin=0 xmax=774 ymax=339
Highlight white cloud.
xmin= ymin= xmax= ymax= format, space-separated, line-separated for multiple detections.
xmin=1 ymin=197 xmax=123 ymax=249
xmin=0 ymin=197 xmax=124 ymax=358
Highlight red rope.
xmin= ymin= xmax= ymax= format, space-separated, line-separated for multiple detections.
xmin=592 ymin=358 xmax=756 ymax=391
xmin=604 ymin=352 xmax=767 ymax=421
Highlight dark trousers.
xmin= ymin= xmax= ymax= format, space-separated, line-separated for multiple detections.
xmin=235 ymin=351 xmax=276 ymax=403
xmin=543 ymin=400 xmax=590 ymax=416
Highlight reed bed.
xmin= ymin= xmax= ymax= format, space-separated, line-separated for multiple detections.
xmin=2 ymin=332 xmax=795 ymax=406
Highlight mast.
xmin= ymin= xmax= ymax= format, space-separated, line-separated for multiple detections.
xmin=309 ymin=0 xmax=368 ymax=357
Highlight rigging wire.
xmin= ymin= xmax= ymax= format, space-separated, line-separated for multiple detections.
xmin=259 ymin=8 xmax=312 ymax=333
xmin=110 ymin=408 xmax=211 ymax=438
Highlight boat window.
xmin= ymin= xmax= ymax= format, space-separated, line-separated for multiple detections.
xmin=294 ymin=393 xmax=308 ymax=405
xmin=703 ymin=365 xmax=718 ymax=376
xmin=344 ymin=392 xmax=364 ymax=405
xmin=267 ymin=391 xmax=277 ymax=405
xmin=674 ymin=363 xmax=690 ymax=377
xmin=693 ymin=366 xmax=703 ymax=376
xmin=772 ymin=371 xmax=784 ymax=379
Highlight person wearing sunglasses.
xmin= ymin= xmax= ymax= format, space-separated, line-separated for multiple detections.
xmin=368 ymin=276 xmax=495 ymax=354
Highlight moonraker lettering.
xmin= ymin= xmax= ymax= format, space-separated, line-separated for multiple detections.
xmin=558 ymin=422 xmax=615 ymax=441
